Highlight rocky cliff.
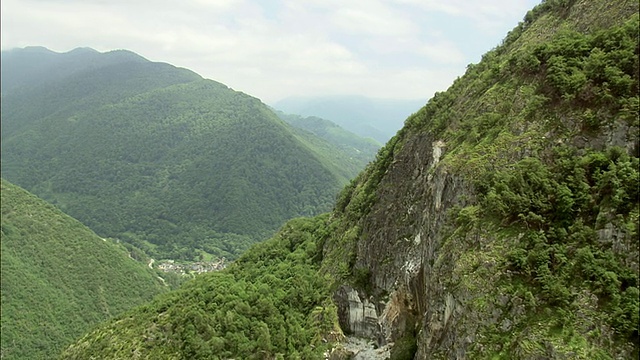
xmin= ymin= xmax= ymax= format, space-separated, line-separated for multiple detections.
xmin=326 ymin=0 xmax=639 ymax=358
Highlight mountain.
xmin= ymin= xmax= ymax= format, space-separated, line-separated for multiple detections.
xmin=0 ymin=46 xmax=148 ymax=96
xmin=275 ymin=110 xmax=382 ymax=172
xmin=59 ymin=0 xmax=639 ymax=358
xmin=1 ymin=47 xmax=359 ymax=261
xmin=0 ymin=179 xmax=167 ymax=360
xmin=272 ymin=95 xmax=425 ymax=143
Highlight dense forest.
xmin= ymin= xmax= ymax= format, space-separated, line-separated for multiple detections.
xmin=1 ymin=50 xmax=372 ymax=261
xmin=61 ymin=216 xmax=337 ymax=360
xmin=59 ymin=0 xmax=639 ymax=358
xmin=0 ymin=180 xmax=167 ymax=360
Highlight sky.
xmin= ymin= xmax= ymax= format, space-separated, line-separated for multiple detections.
xmin=1 ymin=0 xmax=541 ymax=104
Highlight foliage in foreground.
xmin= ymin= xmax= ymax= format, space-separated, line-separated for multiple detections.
xmin=427 ymin=7 xmax=638 ymax=358
xmin=60 ymin=215 xmax=338 ymax=360
xmin=322 ymin=2 xmax=639 ymax=357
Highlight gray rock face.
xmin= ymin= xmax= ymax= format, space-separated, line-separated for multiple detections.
xmin=338 ymin=132 xmax=475 ymax=358
xmin=327 ymin=337 xmax=392 ymax=360
xmin=331 ymin=118 xmax=639 ymax=358
xmin=325 ymin=2 xmax=640 ymax=358
xmin=334 ymin=286 xmax=382 ymax=341
xmin=332 ymin=121 xmax=639 ymax=358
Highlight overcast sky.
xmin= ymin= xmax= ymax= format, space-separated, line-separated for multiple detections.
xmin=1 ymin=0 xmax=541 ymax=103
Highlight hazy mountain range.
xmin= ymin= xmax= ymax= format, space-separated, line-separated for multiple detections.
xmin=273 ymin=95 xmax=425 ymax=143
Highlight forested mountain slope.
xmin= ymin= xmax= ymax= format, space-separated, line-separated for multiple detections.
xmin=319 ymin=0 xmax=639 ymax=358
xmin=60 ymin=0 xmax=639 ymax=358
xmin=1 ymin=48 xmax=358 ymax=261
xmin=275 ymin=110 xmax=381 ymax=175
xmin=0 ymin=47 xmax=191 ymax=140
xmin=0 ymin=179 xmax=167 ymax=360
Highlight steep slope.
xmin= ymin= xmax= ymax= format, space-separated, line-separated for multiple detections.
xmin=321 ymin=0 xmax=639 ymax=358
xmin=59 ymin=0 xmax=639 ymax=358
xmin=1 ymin=48 xmax=352 ymax=261
xmin=0 ymin=179 xmax=166 ymax=360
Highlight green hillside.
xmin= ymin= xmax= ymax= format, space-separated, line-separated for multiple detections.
xmin=60 ymin=216 xmax=337 ymax=360
xmin=0 ymin=47 xmax=195 ymax=140
xmin=59 ymin=0 xmax=639 ymax=358
xmin=276 ymin=110 xmax=381 ymax=182
xmin=0 ymin=179 xmax=167 ymax=360
xmin=1 ymin=48 xmax=357 ymax=261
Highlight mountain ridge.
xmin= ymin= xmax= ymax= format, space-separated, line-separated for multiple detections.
xmin=0 ymin=46 xmax=151 ymax=95
xmin=1 ymin=47 xmax=371 ymax=261
xmin=275 ymin=110 xmax=382 ymax=180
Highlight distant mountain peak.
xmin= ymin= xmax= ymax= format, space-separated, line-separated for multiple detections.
xmin=103 ymin=48 xmax=149 ymax=62
xmin=17 ymin=45 xmax=55 ymax=53
xmin=67 ymin=46 xmax=100 ymax=54
xmin=0 ymin=46 xmax=153 ymax=94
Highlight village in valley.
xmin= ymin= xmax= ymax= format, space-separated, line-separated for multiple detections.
xmin=155 ymin=258 xmax=227 ymax=275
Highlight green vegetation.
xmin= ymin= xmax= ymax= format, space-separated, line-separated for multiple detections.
xmin=322 ymin=0 xmax=639 ymax=357
xmin=275 ymin=110 xmax=381 ymax=181
xmin=477 ymin=148 xmax=639 ymax=350
xmin=60 ymin=216 xmax=339 ymax=360
xmin=24 ymin=0 xmax=640 ymax=358
xmin=424 ymin=4 xmax=637 ymax=357
xmin=0 ymin=179 xmax=167 ymax=360
xmin=453 ymin=13 xmax=639 ymax=353
xmin=1 ymin=49 xmax=360 ymax=261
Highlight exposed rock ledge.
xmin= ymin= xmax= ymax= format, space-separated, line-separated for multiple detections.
xmin=333 ymin=285 xmax=383 ymax=342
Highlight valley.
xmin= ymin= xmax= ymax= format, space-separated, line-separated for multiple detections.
xmin=1 ymin=0 xmax=639 ymax=359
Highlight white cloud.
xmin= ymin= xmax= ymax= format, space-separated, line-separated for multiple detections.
xmin=330 ymin=1 xmax=418 ymax=37
xmin=190 ymin=0 xmax=242 ymax=10
xmin=396 ymin=0 xmax=535 ymax=32
xmin=1 ymin=0 xmax=541 ymax=102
